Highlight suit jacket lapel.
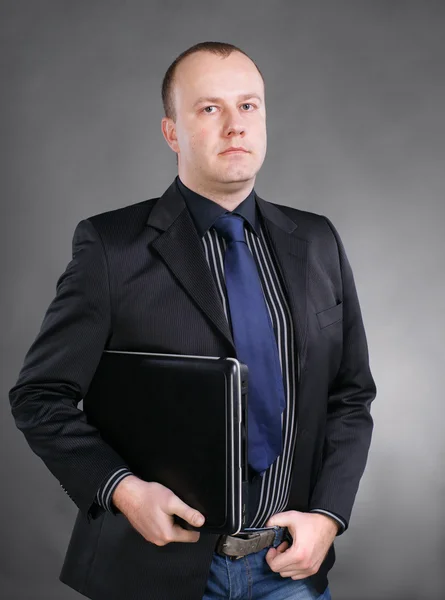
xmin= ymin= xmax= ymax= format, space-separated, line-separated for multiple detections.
xmin=146 ymin=181 xmax=308 ymax=374
xmin=146 ymin=181 xmax=236 ymax=352
xmin=256 ymin=195 xmax=309 ymax=378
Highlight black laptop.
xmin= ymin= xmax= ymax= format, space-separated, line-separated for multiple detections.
xmin=83 ymin=350 xmax=249 ymax=535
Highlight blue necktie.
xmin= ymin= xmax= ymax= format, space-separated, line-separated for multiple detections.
xmin=213 ymin=213 xmax=285 ymax=473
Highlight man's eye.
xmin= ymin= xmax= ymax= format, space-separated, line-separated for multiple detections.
xmin=202 ymin=104 xmax=256 ymax=113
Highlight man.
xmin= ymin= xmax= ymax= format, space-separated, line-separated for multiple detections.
xmin=9 ymin=41 xmax=376 ymax=600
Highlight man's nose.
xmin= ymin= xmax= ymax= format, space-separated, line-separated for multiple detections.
xmin=224 ymin=110 xmax=246 ymax=136
xmin=225 ymin=123 xmax=246 ymax=137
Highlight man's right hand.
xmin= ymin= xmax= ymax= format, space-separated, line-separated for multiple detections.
xmin=111 ymin=475 xmax=205 ymax=545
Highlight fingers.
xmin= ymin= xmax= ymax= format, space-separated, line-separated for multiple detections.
xmin=276 ymin=541 xmax=289 ymax=553
xmin=266 ymin=546 xmax=296 ymax=572
xmin=269 ymin=555 xmax=319 ymax=580
xmin=169 ymin=495 xmax=205 ymax=528
xmin=266 ymin=547 xmax=277 ymax=562
xmin=265 ymin=541 xmax=289 ymax=566
xmin=265 ymin=510 xmax=296 ymax=528
xmin=170 ymin=523 xmax=201 ymax=543
xmin=280 ymin=570 xmax=305 ymax=579
xmin=123 ymin=482 xmax=206 ymax=546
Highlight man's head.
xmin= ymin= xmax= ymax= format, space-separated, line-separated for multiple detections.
xmin=161 ymin=42 xmax=267 ymax=197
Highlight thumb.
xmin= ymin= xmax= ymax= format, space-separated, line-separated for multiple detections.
xmin=265 ymin=511 xmax=292 ymax=528
xmin=171 ymin=497 xmax=205 ymax=528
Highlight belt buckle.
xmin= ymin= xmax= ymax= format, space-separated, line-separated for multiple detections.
xmin=230 ymin=532 xmax=259 ymax=560
xmin=217 ymin=528 xmax=278 ymax=559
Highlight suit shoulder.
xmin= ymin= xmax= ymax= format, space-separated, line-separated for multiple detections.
xmin=79 ymin=197 xmax=159 ymax=239
xmin=268 ymin=201 xmax=336 ymax=240
xmin=86 ymin=197 xmax=158 ymax=226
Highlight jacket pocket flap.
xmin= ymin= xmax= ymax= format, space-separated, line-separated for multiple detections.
xmin=316 ymin=302 xmax=343 ymax=329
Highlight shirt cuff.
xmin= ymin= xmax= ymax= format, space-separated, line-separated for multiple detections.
xmin=309 ymin=509 xmax=346 ymax=534
xmin=95 ymin=467 xmax=134 ymax=514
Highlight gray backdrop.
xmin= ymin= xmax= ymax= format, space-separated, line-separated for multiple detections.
xmin=1 ymin=1 xmax=444 ymax=599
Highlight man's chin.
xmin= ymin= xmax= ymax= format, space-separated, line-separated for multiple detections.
xmin=212 ymin=169 xmax=257 ymax=185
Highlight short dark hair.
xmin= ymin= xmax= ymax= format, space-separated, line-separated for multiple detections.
xmin=161 ymin=41 xmax=264 ymax=122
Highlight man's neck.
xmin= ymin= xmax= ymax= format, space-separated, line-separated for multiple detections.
xmin=178 ymin=174 xmax=255 ymax=212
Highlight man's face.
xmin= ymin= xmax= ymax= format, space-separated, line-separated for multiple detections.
xmin=163 ymin=51 xmax=267 ymax=191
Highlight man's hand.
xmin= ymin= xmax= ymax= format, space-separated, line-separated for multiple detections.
xmin=265 ymin=511 xmax=338 ymax=580
xmin=112 ymin=475 xmax=205 ymax=546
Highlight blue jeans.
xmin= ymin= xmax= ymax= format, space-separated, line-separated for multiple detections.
xmin=202 ymin=527 xmax=331 ymax=600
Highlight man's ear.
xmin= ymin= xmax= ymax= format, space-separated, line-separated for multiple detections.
xmin=161 ymin=117 xmax=179 ymax=153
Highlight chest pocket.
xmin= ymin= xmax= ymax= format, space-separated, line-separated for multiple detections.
xmin=316 ymin=301 xmax=343 ymax=329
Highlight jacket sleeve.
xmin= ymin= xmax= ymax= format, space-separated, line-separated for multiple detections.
xmin=95 ymin=467 xmax=134 ymax=513
xmin=9 ymin=219 xmax=131 ymax=521
xmin=308 ymin=217 xmax=377 ymax=532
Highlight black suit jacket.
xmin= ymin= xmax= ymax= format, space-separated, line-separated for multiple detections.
xmin=9 ymin=180 xmax=376 ymax=600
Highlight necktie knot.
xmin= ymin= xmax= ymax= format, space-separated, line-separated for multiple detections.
xmin=213 ymin=213 xmax=246 ymax=244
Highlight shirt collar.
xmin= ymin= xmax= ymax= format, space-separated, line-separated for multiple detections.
xmin=175 ymin=175 xmax=261 ymax=238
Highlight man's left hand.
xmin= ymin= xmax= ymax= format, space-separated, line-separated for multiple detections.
xmin=264 ymin=511 xmax=338 ymax=580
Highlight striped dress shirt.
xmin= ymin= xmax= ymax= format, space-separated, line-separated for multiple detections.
xmin=95 ymin=176 xmax=345 ymax=533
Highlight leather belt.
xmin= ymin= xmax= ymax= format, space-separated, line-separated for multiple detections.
xmin=215 ymin=527 xmax=287 ymax=560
